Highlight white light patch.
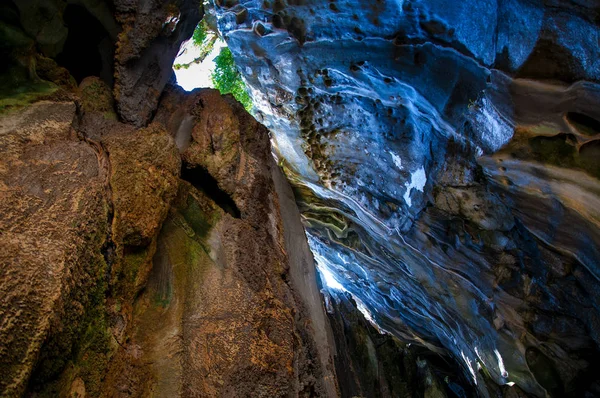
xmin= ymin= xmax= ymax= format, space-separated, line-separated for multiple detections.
xmin=319 ymin=267 xmax=345 ymax=291
xmin=354 ymin=297 xmax=389 ymax=334
xmin=494 ymin=349 xmax=509 ymax=378
xmin=173 ymin=39 xmax=226 ymax=91
xmin=389 ymin=151 xmax=404 ymax=170
xmin=355 ymin=298 xmax=376 ymax=325
xmin=313 ymin=252 xmax=346 ymax=291
xmin=461 ymin=350 xmax=478 ymax=384
xmin=473 ymin=97 xmax=513 ymax=152
xmin=403 ymin=167 xmax=427 ymax=207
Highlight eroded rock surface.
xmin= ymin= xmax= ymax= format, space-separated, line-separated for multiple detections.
xmin=213 ymin=0 xmax=600 ymax=396
xmin=100 ymin=87 xmax=338 ymax=397
xmin=0 ymin=101 xmax=108 ymax=396
xmin=0 ymin=1 xmax=339 ymax=396
xmin=113 ymin=0 xmax=202 ymax=126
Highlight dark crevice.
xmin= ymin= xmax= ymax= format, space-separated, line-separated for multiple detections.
xmin=56 ymin=4 xmax=114 ymax=85
xmin=181 ymin=164 xmax=241 ymax=218
xmin=566 ymin=112 xmax=600 ymax=136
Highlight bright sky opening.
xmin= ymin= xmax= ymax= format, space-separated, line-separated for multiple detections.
xmin=173 ymin=38 xmax=226 ymax=91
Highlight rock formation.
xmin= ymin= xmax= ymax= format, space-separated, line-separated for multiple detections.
xmin=2 ymin=0 xmax=600 ymax=397
xmin=0 ymin=1 xmax=338 ymax=396
xmin=212 ymin=0 xmax=600 ymax=397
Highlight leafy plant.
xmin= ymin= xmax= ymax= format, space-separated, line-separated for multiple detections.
xmin=174 ymin=20 xmax=218 ymax=70
xmin=211 ymin=47 xmax=252 ymax=111
xmin=174 ymin=19 xmax=253 ymax=111
xmin=192 ymin=20 xmax=208 ymax=47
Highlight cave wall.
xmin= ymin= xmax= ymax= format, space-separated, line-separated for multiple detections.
xmin=2 ymin=0 xmax=600 ymax=396
xmin=212 ymin=0 xmax=600 ymax=396
xmin=0 ymin=1 xmax=342 ymax=396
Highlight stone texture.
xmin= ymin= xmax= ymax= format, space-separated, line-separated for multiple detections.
xmin=1 ymin=39 xmax=340 ymax=397
xmin=4 ymin=0 xmax=600 ymax=396
xmin=105 ymin=86 xmax=338 ymax=397
xmin=213 ymin=0 xmax=600 ymax=396
xmin=0 ymin=101 xmax=109 ymax=396
xmin=3 ymin=2 xmax=341 ymax=395
xmin=113 ymin=0 xmax=202 ymax=126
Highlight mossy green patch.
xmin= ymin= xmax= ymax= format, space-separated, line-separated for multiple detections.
xmin=115 ymin=245 xmax=151 ymax=300
xmin=28 ymin=241 xmax=114 ymax=397
xmin=79 ymin=77 xmax=116 ymax=118
xmin=149 ymin=185 xmax=221 ymax=310
xmin=0 ymin=77 xmax=58 ymax=114
xmin=180 ymin=196 xmax=218 ymax=241
xmin=502 ymin=127 xmax=600 ymax=179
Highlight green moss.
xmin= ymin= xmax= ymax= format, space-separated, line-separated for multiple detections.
xmin=28 ymin=251 xmax=113 ymax=397
xmin=72 ymin=276 xmax=114 ymax=397
xmin=115 ymin=245 xmax=151 ymax=300
xmin=528 ymin=135 xmax=600 ymax=179
xmin=502 ymin=128 xmax=600 ymax=179
xmin=0 ymin=22 xmax=65 ymax=114
xmin=0 ymin=77 xmax=58 ymax=113
xmin=80 ymin=77 xmax=115 ymax=117
xmin=180 ymin=196 xmax=219 ymax=240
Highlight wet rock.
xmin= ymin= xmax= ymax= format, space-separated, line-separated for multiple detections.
xmin=214 ymin=0 xmax=600 ymax=396
xmin=325 ymin=290 xmax=470 ymax=398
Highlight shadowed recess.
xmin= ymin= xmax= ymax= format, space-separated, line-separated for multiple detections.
xmin=56 ymin=5 xmax=114 ymax=84
xmin=180 ymin=164 xmax=241 ymax=218
xmin=566 ymin=112 xmax=600 ymax=136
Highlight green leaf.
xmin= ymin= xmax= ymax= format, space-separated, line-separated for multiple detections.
xmin=192 ymin=20 xmax=208 ymax=47
xmin=211 ymin=47 xmax=252 ymax=111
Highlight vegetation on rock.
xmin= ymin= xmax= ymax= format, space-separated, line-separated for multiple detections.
xmin=211 ymin=47 xmax=252 ymax=111
xmin=174 ymin=20 xmax=218 ymax=71
xmin=174 ymin=19 xmax=253 ymax=111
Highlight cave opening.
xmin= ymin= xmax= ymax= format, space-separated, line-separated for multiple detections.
xmin=180 ymin=164 xmax=241 ymax=218
xmin=56 ymin=4 xmax=114 ymax=84
xmin=172 ymin=19 xmax=226 ymax=91
xmin=172 ymin=17 xmax=253 ymax=111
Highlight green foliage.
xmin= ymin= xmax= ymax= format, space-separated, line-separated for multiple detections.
xmin=179 ymin=19 xmax=253 ymax=111
xmin=192 ymin=20 xmax=208 ymax=47
xmin=211 ymin=47 xmax=252 ymax=111
xmin=175 ymin=20 xmax=218 ymax=71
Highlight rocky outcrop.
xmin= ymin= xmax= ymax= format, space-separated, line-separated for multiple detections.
xmin=324 ymin=290 xmax=491 ymax=398
xmin=4 ymin=0 xmax=600 ymax=396
xmin=0 ymin=1 xmax=339 ymax=396
xmin=0 ymin=94 xmax=183 ymax=396
xmin=97 ymin=86 xmax=338 ymax=396
xmin=213 ymin=0 xmax=600 ymax=396
xmin=113 ymin=0 xmax=201 ymax=126
xmin=0 ymin=101 xmax=109 ymax=396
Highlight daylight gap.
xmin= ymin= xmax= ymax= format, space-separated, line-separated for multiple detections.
xmin=172 ymin=17 xmax=252 ymax=111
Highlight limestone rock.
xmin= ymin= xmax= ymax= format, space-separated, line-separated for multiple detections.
xmin=98 ymin=87 xmax=339 ymax=396
xmin=0 ymin=101 xmax=109 ymax=396
xmin=113 ymin=0 xmax=202 ymax=126
xmin=214 ymin=0 xmax=600 ymax=395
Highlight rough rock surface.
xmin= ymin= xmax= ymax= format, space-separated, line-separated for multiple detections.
xmin=213 ymin=0 xmax=600 ymax=396
xmin=122 ymin=87 xmax=339 ymax=396
xmin=0 ymin=94 xmax=184 ymax=396
xmin=113 ymin=0 xmax=202 ymax=126
xmin=0 ymin=101 xmax=108 ymax=396
xmin=0 ymin=1 xmax=339 ymax=396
